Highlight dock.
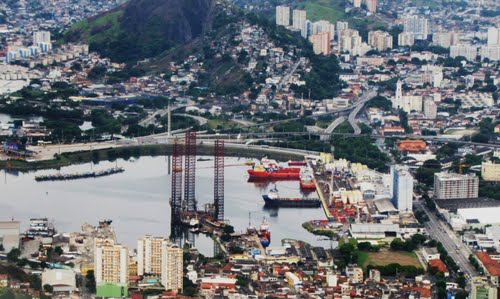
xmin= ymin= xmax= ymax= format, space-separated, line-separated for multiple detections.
xmin=308 ymin=160 xmax=335 ymax=221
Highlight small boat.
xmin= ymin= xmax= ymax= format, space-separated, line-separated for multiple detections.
xmin=245 ymin=160 xmax=255 ymax=166
xmin=258 ymin=218 xmax=271 ymax=248
xmin=300 ymin=169 xmax=316 ymax=190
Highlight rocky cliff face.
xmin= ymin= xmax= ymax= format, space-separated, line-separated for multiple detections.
xmin=120 ymin=0 xmax=213 ymax=44
xmin=65 ymin=0 xmax=214 ymax=62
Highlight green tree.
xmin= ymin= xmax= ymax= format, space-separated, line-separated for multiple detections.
xmin=85 ymin=270 xmax=96 ymax=293
xmin=43 ymin=284 xmax=54 ymax=293
xmin=7 ymin=247 xmax=21 ymax=263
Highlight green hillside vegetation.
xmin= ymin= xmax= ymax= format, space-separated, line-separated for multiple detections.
xmin=296 ymin=0 xmax=388 ymax=39
xmin=298 ymin=0 xmax=346 ymax=24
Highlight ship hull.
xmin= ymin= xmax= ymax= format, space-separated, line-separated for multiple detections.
xmin=262 ymin=195 xmax=321 ymax=208
xmin=248 ymin=168 xmax=300 ymax=179
xmin=300 ymin=180 xmax=316 ymax=189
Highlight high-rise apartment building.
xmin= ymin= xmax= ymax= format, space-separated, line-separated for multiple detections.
xmin=423 ymin=98 xmax=437 ymax=119
xmin=94 ymin=242 xmax=129 ymax=285
xmin=276 ymin=6 xmax=290 ymax=27
xmin=292 ymin=9 xmax=306 ymax=32
xmin=137 ymin=236 xmax=183 ymax=292
xmin=161 ymin=241 xmax=183 ymax=293
xmin=434 ymin=172 xmax=479 ymax=199
xmin=364 ymin=0 xmax=377 ymax=13
xmin=311 ymin=32 xmax=331 ymax=55
xmin=433 ymin=32 xmax=455 ymax=48
xmin=368 ymin=30 xmax=393 ymax=50
xmin=33 ymin=30 xmax=51 ymax=45
xmin=450 ymin=44 xmax=478 ymax=61
xmin=398 ymin=32 xmax=415 ymax=47
xmin=487 ymin=27 xmax=500 ymax=46
xmin=481 ymin=162 xmax=500 ymax=182
xmin=338 ymin=29 xmax=360 ymax=53
xmin=336 ymin=21 xmax=349 ymax=40
xmin=391 ymin=165 xmax=414 ymax=214
xmin=137 ymin=236 xmax=164 ymax=276
xmin=403 ymin=15 xmax=428 ymax=40
xmin=480 ymin=45 xmax=500 ymax=61
xmin=312 ymin=20 xmax=335 ymax=40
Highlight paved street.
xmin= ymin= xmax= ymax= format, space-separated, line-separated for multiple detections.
xmin=415 ymin=200 xmax=477 ymax=278
xmin=348 ymin=88 xmax=378 ymax=134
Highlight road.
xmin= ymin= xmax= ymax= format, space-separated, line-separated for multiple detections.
xmin=174 ymin=113 xmax=208 ymax=126
xmin=276 ymin=59 xmax=302 ymax=93
xmin=415 ymin=200 xmax=477 ymax=278
xmin=138 ymin=101 xmax=192 ymax=126
xmin=325 ymin=116 xmax=346 ymax=133
xmin=348 ymin=88 xmax=378 ymax=134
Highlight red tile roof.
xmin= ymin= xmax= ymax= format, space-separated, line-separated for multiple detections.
xmin=429 ymin=259 xmax=448 ymax=273
xmin=476 ymin=252 xmax=500 ymax=276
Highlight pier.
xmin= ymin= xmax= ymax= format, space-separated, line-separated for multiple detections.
xmin=308 ymin=160 xmax=335 ymax=221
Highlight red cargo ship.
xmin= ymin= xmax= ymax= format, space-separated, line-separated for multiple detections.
xmin=247 ymin=165 xmax=300 ymax=178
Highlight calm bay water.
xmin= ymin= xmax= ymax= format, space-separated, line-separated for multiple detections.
xmin=1 ymin=156 xmax=334 ymax=256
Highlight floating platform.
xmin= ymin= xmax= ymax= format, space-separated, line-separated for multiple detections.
xmin=35 ymin=167 xmax=125 ymax=182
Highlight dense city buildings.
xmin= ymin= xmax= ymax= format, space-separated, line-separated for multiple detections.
xmin=0 ymin=0 xmax=500 ymax=297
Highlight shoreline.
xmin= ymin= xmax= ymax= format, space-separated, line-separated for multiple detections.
xmin=0 ymin=143 xmax=308 ymax=171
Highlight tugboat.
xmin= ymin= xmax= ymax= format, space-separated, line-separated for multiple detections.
xmin=258 ymin=218 xmax=271 ymax=248
xmin=299 ymin=169 xmax=316 ymax=190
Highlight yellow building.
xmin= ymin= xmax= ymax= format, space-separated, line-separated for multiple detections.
xmin=482 ymin=161 xmax=500 ymax=182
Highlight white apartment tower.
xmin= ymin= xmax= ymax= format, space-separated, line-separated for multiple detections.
xmin=391 ymin=165 xmax=414 ymax=214
xmin=161 ymin=241 xmax=183 ymax=293
xmin=368 ymin=30 xmax=393 ymax=50
xmin=433 ymin=32 xmax=457 ymax=48
xmin=450 ymin=44 xmax=478 ymax=62
xmin=434 ymin=172 xmax=479 ymax=199
xmin=336 ymin=21 xmax=349 ymax=39
xmin=487 ymin=27 xmax=500 ymax=46
xmin=94 ymin=243 xmax=129 ymax=285
xmin=292 ymin=9 xmax=307 ymax=32
xmin=33 ymin=30 xmax=51 ymax=44
xmin=137 ymin=236 xmax=165 ymax=276
xmin=403 ymin=15 xmax=428 ymax=40
xmin=398 ymin=32 xmax=415 ymax=47
xmin=276 ymin=6 xmax=290 ymax=27
xmin=423 ymin=98 xmax=437 ymax=119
